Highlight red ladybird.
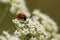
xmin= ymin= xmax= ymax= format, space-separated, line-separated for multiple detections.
xmin=17 ymin=13 xmax=26 ymax=21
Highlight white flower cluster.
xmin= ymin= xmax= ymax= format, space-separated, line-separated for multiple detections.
xmin=0 ymin=0 xmax=10 ymax=2
xmin=12 ymin=9 xmax=58 ymax=40
xmin=0 ymin=0 xmax=60 ymax=40
xmin=0 ymin=31 xmax=20 ymax=40
xmin=0 ymin=0 xmax=30 ymax=17
xmin=10 ymin=0 xmax=30 ymax=17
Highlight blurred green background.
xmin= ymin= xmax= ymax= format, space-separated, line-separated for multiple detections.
xmin=0 ymin=0 xmax=60 ymax=34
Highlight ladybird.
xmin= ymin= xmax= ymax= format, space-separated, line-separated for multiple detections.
xmin=17 ymin=13 xmax=26 ymax=21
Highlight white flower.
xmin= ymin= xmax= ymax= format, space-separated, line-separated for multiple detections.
xmin=14 ymin=30 xmax=21 ymax=37
xmin=0 ymin=36 xmax=6 ymax=40
xmin=0 ymin=0 xmax=10 ymax=2
xmin=12 ymin=19 xmax=20 ymax=24
xmin=10 ymin=5 xmax=16 ymax=13
xmin=29 ymin=28 xmax=36 ymax=34
xmin=39 ymin=35 xmax=45 ymax=40
xmin=21 ymin=28 xmax=29 ymax=35
xmin=0 ymin=31 xmax=20 ymax=40
xmin=29 ymin=37 xmax=37 ymax=40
